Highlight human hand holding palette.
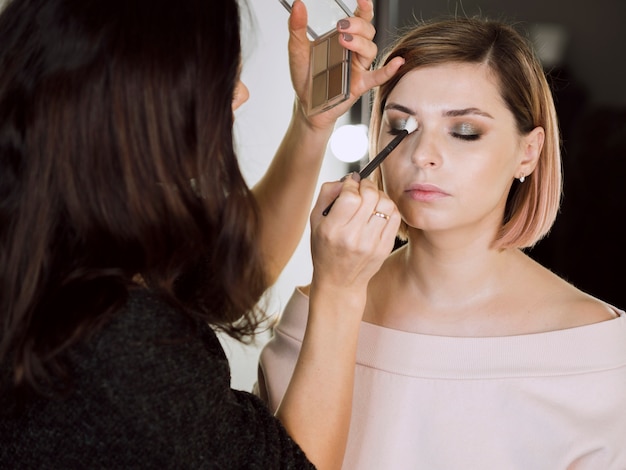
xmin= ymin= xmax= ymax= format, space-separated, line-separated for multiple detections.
xmin=279 ymin=0 xmax=353 ymax=115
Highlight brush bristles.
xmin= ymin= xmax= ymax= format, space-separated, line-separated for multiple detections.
xmin=403 ymin=116 xmax=418 ymax=134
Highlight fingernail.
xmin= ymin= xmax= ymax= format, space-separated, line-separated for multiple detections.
xmin=342 ymin=33 xmax=353 ymax=42
xmin=338 ymin=19 xmax=350 ymax=30
xmin=339 ymin=172 xmax=361 ymax=182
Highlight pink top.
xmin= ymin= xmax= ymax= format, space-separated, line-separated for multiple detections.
xmin=259 ymin=288 xmax=626 ymax=469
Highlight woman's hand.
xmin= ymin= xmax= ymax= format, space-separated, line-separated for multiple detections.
xmin=277 ymin=175 xmax=400 ymax=470
xmin=287 ymin=0 xmax=405 ymax=130
xmin=253 ymin=1 xmax=404 ymax=286
xmin=309 ymin=174 xmax=400 ymax=297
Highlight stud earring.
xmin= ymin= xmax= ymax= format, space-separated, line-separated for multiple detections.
xmin=518 ymin=173 xmax=525 ymax=183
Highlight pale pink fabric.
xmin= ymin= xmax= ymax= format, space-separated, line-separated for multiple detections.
xmin=259 ymin=287 xmax=626 ymax=470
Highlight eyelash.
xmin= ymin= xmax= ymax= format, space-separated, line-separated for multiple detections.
xmin=451 ymin=132 xmax=481 ymax=141
xmin=388 ymin=127 xmax=410 ymax=136
xmin=386 ymin=118 xmax=419 ymax=136
xmin=451 ymin=123 xmax=481 ymax=141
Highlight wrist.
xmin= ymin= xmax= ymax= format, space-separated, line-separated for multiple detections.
xmin=308 ymin=280 xmax=368 ymax=320
xmin=291 ymin=98 xmax=338 ymax=135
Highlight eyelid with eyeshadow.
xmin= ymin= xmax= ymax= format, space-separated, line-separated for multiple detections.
xmin=453 ymin=122 xmax=479 ymax=134
xmin=385 ymin=113 xmax=419 ymax=136
xmin=450 ymin=122 xmax=482 ymax=141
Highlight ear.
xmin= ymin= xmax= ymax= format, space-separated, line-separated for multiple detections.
xmin=516 ymin=126 xmax=544 ymax=179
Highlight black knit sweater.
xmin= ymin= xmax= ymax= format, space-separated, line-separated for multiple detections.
xmin=0 ymin=289 xmax=315 ymax=469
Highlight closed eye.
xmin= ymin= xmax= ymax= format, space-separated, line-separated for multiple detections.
xmin=388 ymin=118 xmax=419 ymax=136
xmin=388 ymin=127 xmax=409 ymax=136
xmin=452 ymin=132 xmax=481 ymax=141
xmin=451 ymin=122 xmax=481 ymax=141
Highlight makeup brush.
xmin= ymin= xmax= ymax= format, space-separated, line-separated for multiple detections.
xmin=322 ymin=116 xmax=418 ymax=216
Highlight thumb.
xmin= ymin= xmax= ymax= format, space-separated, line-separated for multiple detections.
xmin=288 ymin=0 xmax=308 ymax=41
xmin=287 ymin=0 xmax=312 ymax=98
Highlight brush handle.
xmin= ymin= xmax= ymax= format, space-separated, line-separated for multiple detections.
xmin=322 ymin=129 xmax=409 ymax=216
xmin=321 ymin=198 xmax=337 ymax=216
xmin=358 ymin=129 xmax=408 ymax=179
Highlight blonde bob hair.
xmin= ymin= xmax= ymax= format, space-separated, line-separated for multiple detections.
xmin=370 ymin=16 xmax=562 ymax=249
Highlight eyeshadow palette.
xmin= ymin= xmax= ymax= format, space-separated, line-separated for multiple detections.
xmin=279 ymin=0 xmax=353 ymax=115
xmin=309 ymin=28 xmax=351 ymax=115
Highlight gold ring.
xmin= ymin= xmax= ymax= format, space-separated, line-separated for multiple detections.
xmin=372 ymin=211 xmax=390 ymax=220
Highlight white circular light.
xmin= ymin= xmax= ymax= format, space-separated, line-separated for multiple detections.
xmin=329 ymin=124 xmax=369 ymax=163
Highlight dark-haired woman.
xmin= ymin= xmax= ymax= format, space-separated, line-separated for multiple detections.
xmin=0 ymin=0 xmax=403 ymax=468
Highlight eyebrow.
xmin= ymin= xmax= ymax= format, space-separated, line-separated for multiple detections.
xmin=384 ymin=103 xmax=494 ymax=119
xmin=444 ymin=107 xmax=494 ymax=119
xmin=383 ymin=103 xmax=413 ymax=114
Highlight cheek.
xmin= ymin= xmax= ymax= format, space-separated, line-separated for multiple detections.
xmin=459 ymin=152 xmax=516 ymax=210
xmin=457 ymin=138 xmax=517 ymax=181
xmin=379 ymin=164 xmax=408 ymax=209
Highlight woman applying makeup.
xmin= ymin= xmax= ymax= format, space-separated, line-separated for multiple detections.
xmin=0 ymin=0 xmax=403 ymax=468
xmin=258 ymin=16 xmax=626 ymax=469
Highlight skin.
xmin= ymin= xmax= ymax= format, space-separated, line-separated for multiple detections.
xmin=362 ymin=61 xmax=616 ymax=338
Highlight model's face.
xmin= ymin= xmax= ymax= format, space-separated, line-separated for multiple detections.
xmin=379 ymin=62 xmax=530 ymax=236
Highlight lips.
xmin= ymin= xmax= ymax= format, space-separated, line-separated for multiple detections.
xmin=405 ymin=183 xmax=449 ymax=202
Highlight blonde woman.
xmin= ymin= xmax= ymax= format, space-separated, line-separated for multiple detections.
xmin=258 ymin=16 xmax=626 ymax=469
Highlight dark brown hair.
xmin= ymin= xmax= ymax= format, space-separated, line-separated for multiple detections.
xmin=0 ymin=0 xmax=266 ymax=391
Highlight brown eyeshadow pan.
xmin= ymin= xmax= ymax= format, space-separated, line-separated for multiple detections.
xmin=308 ymin=29 xmax=351 ymax=115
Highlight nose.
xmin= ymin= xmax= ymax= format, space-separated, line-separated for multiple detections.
xmin=232 ymin=80 xmax=249 ymax=111
xmin=410 ymin=130 xmax=441 ymax=168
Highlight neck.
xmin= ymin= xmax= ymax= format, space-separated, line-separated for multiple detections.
xmin=364 ymin=232 xmax=525 ymax=335
xmin=401 ymin=231 xmax=515 ymax=301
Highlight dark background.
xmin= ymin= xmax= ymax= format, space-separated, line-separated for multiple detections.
xmin=371 ymin=0 xmax=626 ymax=308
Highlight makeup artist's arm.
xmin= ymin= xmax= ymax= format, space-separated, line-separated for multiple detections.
xmin=276 ymin=176 xmax=400 ymax=470
xmin=252 ymin=0 xmax=405 ymax=283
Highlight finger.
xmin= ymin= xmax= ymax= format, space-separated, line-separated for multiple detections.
xmin=337 ymin=16 xmax=376 ymax=42
xmin=351 ymin=179 xmax=384 ymax=224
xmin=312 ymin=181 xmax=343 ymax=213
xmin=353 ymin=0 xmax=374 ymax=23
xmin=288 ymin=1 xmax=310 ymax=74
xmin=380 ymin=209 xmax=401 ymax=241
xmin=366 ymin=195 xmax=401 ymax=255
xmin=338 ymin=33 xmax=378 ymax=71
xmin=369 ymin=199 xmax=395 ymax=224
xmin=288 ymin=0 xmax=308 ymax=34
xmin=288 ymin=0 xmax=309 ymax=57
xmin=371 ymin=190 xmax=396 ymax=214
xmin=358 ymin=56 xmax=406 ymax=91
xmin=311 ymin=178 xmax=360 ymax=226
xmin=355 ymin=190 xmax=399 ymax=253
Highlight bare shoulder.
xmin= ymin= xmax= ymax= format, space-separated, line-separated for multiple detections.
xmin=523 ymin=256 xmax=619 ymax=331
xmin=561 ymin=290 xmax=619 ymax=326
xmin=542 ymin=273 xmax=619 ymax=330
